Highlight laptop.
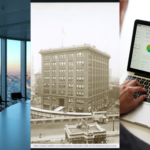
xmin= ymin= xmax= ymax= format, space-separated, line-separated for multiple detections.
xmin=120 ymin=20 xmax=150 ymax=128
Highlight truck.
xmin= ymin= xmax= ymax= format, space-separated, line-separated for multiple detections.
xmin=92 ymin=111 xmax=108 ymax=124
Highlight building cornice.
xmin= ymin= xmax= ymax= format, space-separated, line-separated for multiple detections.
xmin=39 ymin=44 xmax=110 ymax=58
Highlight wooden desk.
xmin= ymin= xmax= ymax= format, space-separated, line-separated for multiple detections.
xmin=0 ymin=100 xmax=30 ymax=150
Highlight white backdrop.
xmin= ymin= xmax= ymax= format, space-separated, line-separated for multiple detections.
xmin=31 ymin=3 xmax=119 ymax=77
xmin=120 ymin=0 xmax=150 ymax=78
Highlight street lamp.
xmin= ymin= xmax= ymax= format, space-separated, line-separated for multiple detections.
xmin=113 ymin=118 xmax=114 ymax=131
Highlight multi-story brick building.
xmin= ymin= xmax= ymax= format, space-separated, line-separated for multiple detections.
xmin=39 ymin=44 xmax=110 ymax=112
xmin=35 ymin=73 xmax=42 ymax=96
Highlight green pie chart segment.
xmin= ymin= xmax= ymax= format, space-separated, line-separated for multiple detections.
xmin=147 ymin=45 xmax=150 ymax=52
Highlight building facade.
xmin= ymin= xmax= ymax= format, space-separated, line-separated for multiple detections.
xmin=35 ymin=73 xmax=42 ymax=96
xmin=39 ymin=44 xmax=110 ymax=112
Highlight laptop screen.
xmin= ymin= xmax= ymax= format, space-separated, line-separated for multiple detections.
xmin=130 ymin=24 xmax=150 ymax=72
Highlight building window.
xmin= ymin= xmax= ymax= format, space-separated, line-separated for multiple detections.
xmin=88 ymin=84 xmax=92 ymax=89
xmin=44 ymin=99 xmax=50 ymax=106
xmin=59 ymin=69 xmax=65 ymax=74
xmin=76 ymin=84 xmax=84 ymax=89
xmin=68 ymin=76 xmax=73 ymax=81
xmin=52 ymin=69 xmax=56 ymax=74
xmin=52 ymin=62 xmax=56 ymax=67
xmin=44 ymin=77 xmax=50 ymax=82
xmin=93 ymin=54 xmax=95 ymax=59
xmin=76 ymin=76 xmax=84 ymax=81
xmin=52 ymin=90 xmax=56 ymax=94
xmin=88 ymin=68 xmax=92 ymax=75
xmin=44 ymin=55 xmax=49 ymax=61
xmin=88 ymin=91 xmax=92 ymax=96
xmin=77 ymin=52 xmax=84 ymax=58
xmin=44 ymin=89 xmax=49 ymax=94
xmin=52 ymin=83 xmax=56 ymax=88
xmin=59 ymin=83 xmax=65 ymax=88
xmin=69 ymin=84 xmax=73 ymax=88
xmin=76 ymin=99 xmax=84 ymax=104
xmin=68 ymin=91 xmax=73 ymax=96
xmin=59 ymin=76 xmax=65 ymax=81
xmin=52 ymin=97 xmax=56 ymax=101
xmin=44 ymin=62 xmax=50 ymax=68
xmin=59 ymin=90 xmax=65 ymax=95
xmin=44 ymin=83 xmax=49 ymax=87
xmin=44 ymin=70 xmax=50 ymax=76
xmin=52 ymin=76 xmax=56 ymax=81
xmin=59 ymin=54 xmax=65 ymax=59
xmin=76 ymin=69 xmax=84 ymax=74
xmin=93 ymin=90 xmax=95 ymax=95
xmin=68 ymin=53 xmax=73 ymax=59
xmin=76 ymin=92 xmax=84 ymax=96
xmin=76 ymin=61 xmax=84 ymax=67
xmin=68 ymin=99 xmax=73 ymax=103
xmin=88 ymin=76 xmax=92 ymax=81
xmin=44 ymin=96 xmax=50 ymax=100
xmin=68 ymin=61 xmax=73 ymax=67
xmin=69 ymin=69 xmax=73 ymax=74
xmin=93 ymin=61 xmax=95 ymax=67
xmin=59 ymin=61 xmax=65 ymax=67
xmin=52 ymin=55 xmax=57 ymax=60
xmin=89 ymin=53 xmax=92 ymax=59
xmin=89 ymin=61 xmax=92 ymax=67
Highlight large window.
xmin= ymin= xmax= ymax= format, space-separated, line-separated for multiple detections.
xmin=0 ymin=39 xmax=30 ymax=103
xmin=0 ymin=39 xmax=2 ymax=95
xmin=7 ymin=40 xmax=21 ymax=101
xmin=26 ymin=41 xmax=31 ymax=99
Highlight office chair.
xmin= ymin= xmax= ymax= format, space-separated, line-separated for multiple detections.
xmin=11 ymin=92 xmax=25 ymax=103
xmin=0 ymin=96 xmax=12 ymax=108
xmin=16 ymin=92 xmax=25 ymax=99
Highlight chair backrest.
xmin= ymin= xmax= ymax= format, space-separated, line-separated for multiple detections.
xmin=17 ymin=92 xmax=22 ymax=99
xmin=11 ymin=92 xmax=22 ymax=99
xmin=11 ymin=93 xmax=18 ymax=99
xmin=0 ymin=96 xmax=2 ymax=103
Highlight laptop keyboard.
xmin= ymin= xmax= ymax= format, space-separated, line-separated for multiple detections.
xmin=125 ymin=75 xmax=150 ymax=103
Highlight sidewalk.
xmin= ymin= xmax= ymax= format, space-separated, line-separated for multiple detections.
xmin=106 ymin=130 xmax=119 ymax=137
xmin=31 ymin=131 xmax=119 ymax=143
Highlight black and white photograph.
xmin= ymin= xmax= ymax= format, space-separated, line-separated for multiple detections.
xmin=30 ymin=2 xmax=119 ymax=148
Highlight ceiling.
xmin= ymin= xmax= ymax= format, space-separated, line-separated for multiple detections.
xmin=0 ymin=0 xmax=30 ymax=41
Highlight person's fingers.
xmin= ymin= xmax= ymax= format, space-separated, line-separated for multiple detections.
xmin=132 ymin=87 xmax=147 ymax=93
xmin=123 ymin=80 xmax=130 ymax=85
xmin=128 ymin=80 xmax=142 ymax=87
xmin=133 ymin=95 xmax=147 ymax=107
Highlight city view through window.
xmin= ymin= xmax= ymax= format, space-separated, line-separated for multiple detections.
xmin=0 ymin=39 xmax=1 ymax=96
xmin=6 ymin=39 xmax=30 ymax=101
xmin=26 ymin=41 xmax=31 ymax=99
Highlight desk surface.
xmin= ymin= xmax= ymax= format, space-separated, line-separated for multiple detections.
xmin=0 ymin=100 xmax=30 ymax=150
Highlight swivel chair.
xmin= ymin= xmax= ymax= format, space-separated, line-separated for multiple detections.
xmin=0 ymin=96 xmax=12 ymax=108
xmin=11 ymin=92 xmax=25 ymax=102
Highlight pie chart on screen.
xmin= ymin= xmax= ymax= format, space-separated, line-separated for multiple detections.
xmin=147 ymin=45 xmax=150 ymax=52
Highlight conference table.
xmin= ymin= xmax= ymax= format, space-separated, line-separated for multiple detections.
xmin=0 ymin=99 xmax=30 ymax=150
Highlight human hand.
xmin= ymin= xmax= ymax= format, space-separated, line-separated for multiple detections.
xmin=120 ymin=80 xmax=147 ymax=115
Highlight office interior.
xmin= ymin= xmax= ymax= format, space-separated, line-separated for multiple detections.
xmin=0 ymin=0 xmax=30 ymax=150
xmin=0 ymin=0 xmax=30 ymax=110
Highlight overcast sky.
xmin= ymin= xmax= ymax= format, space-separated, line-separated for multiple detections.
xmin=31 ymin=3 xmax=119 ymax=77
